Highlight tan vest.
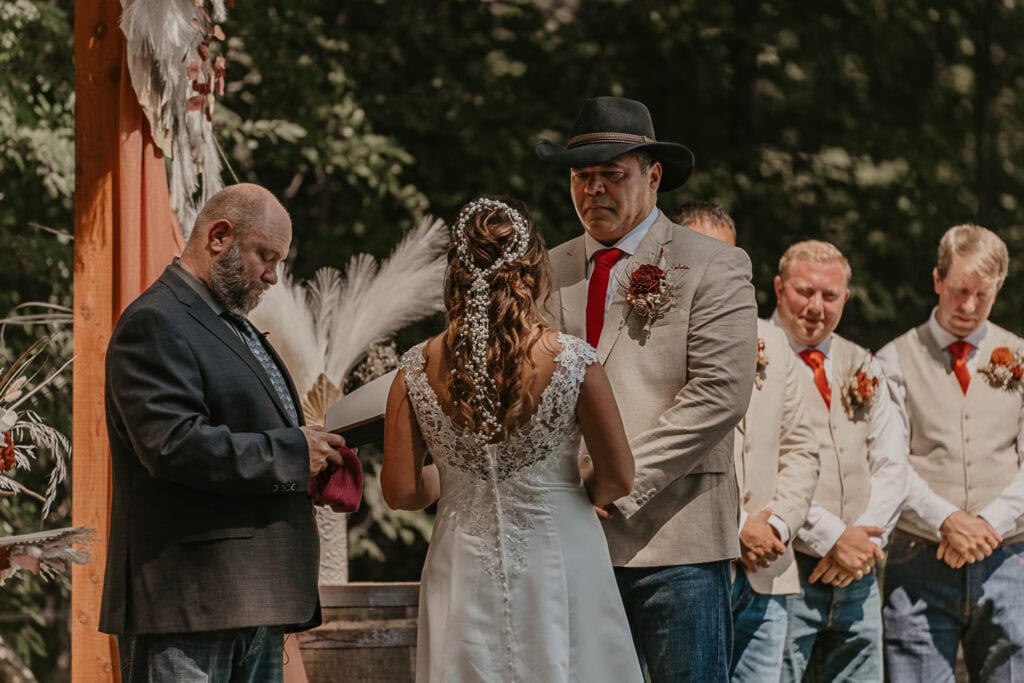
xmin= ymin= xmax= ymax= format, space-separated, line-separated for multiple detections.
xmin=894 ymin=322 xmax=1024 ymax=542
xmin=792 ymin=334 xmax=873 ymax=557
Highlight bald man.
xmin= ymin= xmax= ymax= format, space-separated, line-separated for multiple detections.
xmin=100 ymin=184 xmax=346 ymax=682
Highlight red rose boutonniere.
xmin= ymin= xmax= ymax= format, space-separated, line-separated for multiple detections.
xmin=978 ymin=346 xmax=1024 ymax=390
xmin=754 ymin=337 xmax=769 ymax=390
xmin=841 ymin=363 xmax=879 ymax=420
xmin=621 ymin=249 xmax=688 ymax=327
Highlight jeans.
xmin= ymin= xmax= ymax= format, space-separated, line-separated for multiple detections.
xmin=731 ymin=569 xmax=789 ymax=683
xmin=118 ymin=625 xmax=285 ymax=683
xmin=615 ymin=560 xmax=733 ymax=683
xmin=781 ymin=552 xmax=883 ymax=682
xmin=883 ymin=530 xmax=1024 ymax=682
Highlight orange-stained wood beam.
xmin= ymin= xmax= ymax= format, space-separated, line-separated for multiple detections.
xmin=72 ymin=0 xmax=121 ymax=681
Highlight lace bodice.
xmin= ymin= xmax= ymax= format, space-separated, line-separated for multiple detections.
xmin=401 ymin=333 xmax=597 ymax=579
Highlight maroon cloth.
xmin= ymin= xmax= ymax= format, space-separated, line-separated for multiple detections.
xmin=308 ymin=447 xmax=363 ymax=512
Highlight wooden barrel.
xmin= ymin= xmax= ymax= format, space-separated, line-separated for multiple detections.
xmin=299 ymin=582 xmax=419 ymax=683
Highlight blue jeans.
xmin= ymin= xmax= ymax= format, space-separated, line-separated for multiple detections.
xmin=883 ymin=530 xmax=1024 ymax=682
xmin=781 ymin=552 xmax=883 ymax=682
xmin=118 ymin=626 xmax=285 ymax=683
xmin=731 ymin=569 xmax=788 ymax=682
xmin=615 ymin=560 xmax=732 ymax=683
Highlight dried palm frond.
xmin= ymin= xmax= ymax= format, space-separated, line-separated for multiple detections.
xmin=250 ymin=215 xmax=448 ymax=422
xmin=325 ymin=216 xmax=448 ymax=382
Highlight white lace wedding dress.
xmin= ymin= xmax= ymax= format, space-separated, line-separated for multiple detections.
xmin=402 ymin=334 xmax=643 ymax=683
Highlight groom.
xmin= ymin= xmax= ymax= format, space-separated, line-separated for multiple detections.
xmin=537 ymin=97 xmax=757 ymax=681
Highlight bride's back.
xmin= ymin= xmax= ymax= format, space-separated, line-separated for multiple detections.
xmin=417 ymin=328 xmax=563 ymax=438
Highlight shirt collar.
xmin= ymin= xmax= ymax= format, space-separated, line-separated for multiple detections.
xmin=770 ymin=309 xmax=834 ymax=358
xmin=170 ymin=258 xmax=226 ymax=316
xmin=584 ymin=206 xmax=660 ymax=262
xmin=927 ymin=306 xmax=987 ymax=350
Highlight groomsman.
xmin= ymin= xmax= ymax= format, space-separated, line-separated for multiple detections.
xmin=675 ymin=203 xmax=820 ymax=683
xmin=537 ymin=98 xmax=757 ymax=681
xmin=876 ymin=224 xmax=1024 ymax=681
xmin=770 ymin=240 xmax=907 ymax=682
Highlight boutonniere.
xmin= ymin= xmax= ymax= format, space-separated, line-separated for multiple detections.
xmin=754 ymin=338 xmax=769 ymax=390
xmin=978 ymin=346 xmax=1024 ymax=390
xmin=620 ymin=248 xmax=688 ymax=327
xmin=840 ymin=362 xmax=879 ymax=420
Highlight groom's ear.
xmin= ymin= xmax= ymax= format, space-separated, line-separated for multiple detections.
xmin=208 ymin=219 xmax=235 ymax=255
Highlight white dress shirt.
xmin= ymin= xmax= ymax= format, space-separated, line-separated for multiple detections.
xmin=771 ymin=314 xmax=908 ymax=555
xmin=875 ymin=309 xmax=1024 ymax=536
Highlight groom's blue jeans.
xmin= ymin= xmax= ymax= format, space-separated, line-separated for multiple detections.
xmin=615 ymin=560 xmax=732 ymax=683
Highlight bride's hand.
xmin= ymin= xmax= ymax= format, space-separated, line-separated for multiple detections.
xmin=593 ymin=505 xmax=612 ymax=521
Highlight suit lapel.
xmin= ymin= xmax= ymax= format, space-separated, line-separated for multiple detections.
xmin=162 ymin=268 xmax=300 ymax=427
xmin=555 ymin=237 xmax=588 ymax=340
xmin=597 ymin=215 xmax=674 ymax=364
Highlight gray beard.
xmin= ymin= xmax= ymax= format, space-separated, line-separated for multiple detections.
xmin=210 ymin=241 xmax=266 ymax=315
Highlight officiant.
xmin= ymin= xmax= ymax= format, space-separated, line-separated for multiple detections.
xmin=537 ymin=96 xmax=758 ymax=681
xmin=99 ymin=183 xmax=350 ymax=682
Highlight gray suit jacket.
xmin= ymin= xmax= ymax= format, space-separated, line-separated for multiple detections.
xmin=549 ymin=212 xmax=757 ymax=566
xmin=99 ymin=266 xmax=321 ymax=635
xmin=735 ymin=320 xmax=819 ymax=594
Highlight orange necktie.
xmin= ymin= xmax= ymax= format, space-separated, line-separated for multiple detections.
xmin=586 ymin=247 xmax=625 ymax=347
xmin=799 ymin=348 xmax=831 ymax=408
xmin=948 ymin=340 xmax=973 ymax=394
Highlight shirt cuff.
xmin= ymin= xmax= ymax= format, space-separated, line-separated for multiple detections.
xmin=768 ymin=514 xmax=791 ymax=544
xmin=922 ymin=498 xmax=961 ymax=533
xmin=978 ymin=502 xmax=1018 ymax=538
xmin=739 ymin=508 xmax=749 ymax=532
xmin=799 ymin=516 xmax=846 ymax=557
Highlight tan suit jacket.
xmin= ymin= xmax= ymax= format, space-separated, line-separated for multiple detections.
xmin=549 ymin=211 xmax=757 ymax=566
xmin=735 ymin=320 xmax=820 ymax=594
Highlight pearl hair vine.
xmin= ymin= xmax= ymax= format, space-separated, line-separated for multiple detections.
xmin=452 ymin=197 xmax=531 ymax=437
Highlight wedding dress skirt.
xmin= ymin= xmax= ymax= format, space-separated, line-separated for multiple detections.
xmin=402 ymin=335 xmax=643 ymax=683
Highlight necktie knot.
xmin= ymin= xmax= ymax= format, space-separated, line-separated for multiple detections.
xmin=948 ymin=340 xmax=973 ymax=362
xmin=593 ymin=247 xmax=625 ymax=270
xmin=799 ymin=348 xmax=825 ymax=369
xmin=799 ymin=348 xmax=831 ymax=408
xmin=947 ymin=340 xmax=973 ymax=394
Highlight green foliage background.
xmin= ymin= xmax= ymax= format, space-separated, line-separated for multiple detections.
xmin=3 ymin=0 xmax=1024 ymax=678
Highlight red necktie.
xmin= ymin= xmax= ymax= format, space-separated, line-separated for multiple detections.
xmin=948 ymin=340 xmax=973 ymax=394
xmin=799 ymin=348 xmax=831 ymax=408
xmin=586 ymin=247 xmax=624 ymax=347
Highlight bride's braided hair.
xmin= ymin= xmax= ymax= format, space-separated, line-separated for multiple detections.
xmin=443 ymin=196 xmax=552 ymax=440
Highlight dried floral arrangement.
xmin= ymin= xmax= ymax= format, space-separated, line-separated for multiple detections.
xmin=0 ymin=306 xmax=91 ymax=587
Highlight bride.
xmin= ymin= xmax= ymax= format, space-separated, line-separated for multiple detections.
xmin=381 ymin=197 xmax=644 ymax=682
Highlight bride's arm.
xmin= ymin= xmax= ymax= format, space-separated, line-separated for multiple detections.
xmin=578 ymin=362 xmax=635 ymax=507
xmin=381 ymin=369 xmax=440 ymax=510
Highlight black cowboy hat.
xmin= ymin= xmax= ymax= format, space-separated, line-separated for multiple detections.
xmin=535 ymin=97 xmax=695 ymax=192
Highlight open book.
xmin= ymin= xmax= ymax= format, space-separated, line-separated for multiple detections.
xmin=325 ymin=369 xmax=398 ymax=447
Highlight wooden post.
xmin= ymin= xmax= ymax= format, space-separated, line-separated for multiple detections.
xmin=72 ymin=0 xmax=121 ymax=680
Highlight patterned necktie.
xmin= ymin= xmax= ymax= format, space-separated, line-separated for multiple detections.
xmin=586 ymin=247 xmax=625 ymax=347
xmin=948 ymin=340 xmax=973 ymax=395
xmin=799 ymin=348 xmax=831 ymax=408
xmin=224 ymin=313 xmax=300 ymax=425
